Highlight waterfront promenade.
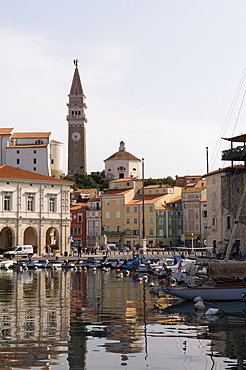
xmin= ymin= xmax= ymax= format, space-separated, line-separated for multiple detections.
xmin=15 ymin=247 xmax=210 ymax=261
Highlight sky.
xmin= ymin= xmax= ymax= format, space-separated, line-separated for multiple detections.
xmin=1 ymin=0 xmax=246 ymax=178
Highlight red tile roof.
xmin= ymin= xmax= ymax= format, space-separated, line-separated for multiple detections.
xmin=12 ymin=132 xmax=51 ymax=139
xmin=0 ymin=165 xmax=72 ymax=183
xmin=0 ymin=128 xmax=14 ymax=135
xmin=105 ymin=151 xmax=140 ymax=162
xmin=7 ymin=144 xmax=48 ymax=148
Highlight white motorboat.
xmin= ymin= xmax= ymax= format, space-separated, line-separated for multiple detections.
xmin=166 ymin=261 xmax=246 ymax=302
xmin=167 ymin=282 xmax=246 ymax=301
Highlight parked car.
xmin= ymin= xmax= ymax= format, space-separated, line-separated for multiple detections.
xmin=3 ymin=245 xmax=34 ymax=259
xmin=107 ymin=243 xmax=117 ymax=251
xmin=118 ymin=246 xmax=130 ymax=252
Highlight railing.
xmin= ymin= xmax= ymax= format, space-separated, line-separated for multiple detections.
xmin=222 ymin=146 xmax=246 ymax=160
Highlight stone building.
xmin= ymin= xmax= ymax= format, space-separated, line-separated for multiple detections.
xmin=67 ymin=61 xmax=87 ymax=176
xmin=0 ymin=164 xmax=72 ymax=256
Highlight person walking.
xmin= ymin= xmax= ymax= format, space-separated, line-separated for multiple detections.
xmin=78 ymin=245 xmax=82 ymax=258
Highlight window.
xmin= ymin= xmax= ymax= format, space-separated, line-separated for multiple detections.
xmin=133 ymin=230 xmax=139 ymax=235
xmin=4 ymin=195 xmax=11 ymax=211
xmin=116 ymin=199 xmax=120 ymax=206
xmin=202 ymin=210 xmax=207 ymax=217
xmin=106 ymin=211 xmax=110 ymax=219
xmin=134 ymin=206 xmax=138 ymax=213
xmin=33 ymin=167 xmax=36 ymax=171
xmin=159 ymin=219 xmax=163 ymax=226
xmin=16 ymin=159 xmax=20 ymax=165
xmin=117 ymin=166 xmax=126 ymax=170
xmin=159 ymin=229 xmax=164 ymax=236
xmin=35 ymin=140 xmax=43 ymax=144
xmin=33 ymin=158 xmax=37 ymax=164
xmin=49 ymin=197 xmax=55 ymax=212
xmin=34 ymin=150 xmax=36 ymax=154
xmin=74 ymin=228 xmax=77 ymax=235
xmin=226 ymin=216 xmax=231 ymax=229
xmin=17 ymin=150 xmax=19 ymax=154
xmin=149 ymin=228 xmax=154 ymax=236
xmin=106 ymin=201 xmax=110 ymax=206
xmin=134 ymin=217 xmax=138 ymax=224
xmin=195 ymin=223 xmax=199 ymax=231
xmin=116 ymin=211 xmax=120 ymax=218
xmin=126 ymin=207 xmax=130 ymax=213
xmin=126 ymin=217 xmax=130 ymax=224
xmin=27 ymin=196 xmax=34 ymax=211
xmin=149 ymin=217 xmax=153 ymax=224
xmin=78 ymin=214 xmax=82 ymax=222
xmin=149 ymin=206 xmax=153 ymax=212
xmin=183 ymin=203 xmax=187 ymax=209
xmin=78 ymin=227 xmax=81 ymax=234
xmin=51 ymin=159 xmax=54 ymax=164
xmin=212 ymin=217 xmax=216 ymax=226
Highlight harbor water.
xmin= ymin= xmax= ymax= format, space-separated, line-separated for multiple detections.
xmin=0 ymin=267 xmax=245 ymax=369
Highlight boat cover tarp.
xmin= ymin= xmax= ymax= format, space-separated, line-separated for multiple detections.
xmin=208 ymin=262 xmax=246 ymax=278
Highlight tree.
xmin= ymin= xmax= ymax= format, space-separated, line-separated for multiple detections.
xmin=144 ymin=176 xmax=174 ymax=187
xmin=64 ymin=171 xmax=108 ymax=191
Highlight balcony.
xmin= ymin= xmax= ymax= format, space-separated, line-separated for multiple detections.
xmin=221 ymin=146 xmax=246 ymax=161
xmin=105 ymin=231 xmax=125 ymax=236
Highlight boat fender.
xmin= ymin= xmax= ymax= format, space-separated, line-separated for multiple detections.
xmin=194 ymin=296 xmax=204 ymax=303
xmin=187 ymin=276 xmax=195 ymax=287
xmin=194 ymin=300 xmax=205 ymax=311
xmin=205 ymin=308 xmax=219 ymax=315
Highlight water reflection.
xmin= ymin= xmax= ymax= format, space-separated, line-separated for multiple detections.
xmin=0 ymin=269 xmax=245 ymax=369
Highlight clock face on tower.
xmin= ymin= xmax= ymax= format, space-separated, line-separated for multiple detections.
xmin=71 ymin=132 xmax=81 ymax=141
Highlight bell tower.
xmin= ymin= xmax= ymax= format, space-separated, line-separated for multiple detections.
xmin=67 ymin=60 xmax=87 ymax=176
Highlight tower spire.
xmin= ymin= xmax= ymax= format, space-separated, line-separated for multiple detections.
xmin=67 ymin=61 xmax=87 ymax=176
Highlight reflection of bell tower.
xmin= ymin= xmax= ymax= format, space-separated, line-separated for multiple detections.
xmin=67 ymin=60 xmax=87 ymax=176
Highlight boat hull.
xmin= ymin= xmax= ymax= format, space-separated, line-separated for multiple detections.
xmin=167 ymin=285 xmax=246 ymax=301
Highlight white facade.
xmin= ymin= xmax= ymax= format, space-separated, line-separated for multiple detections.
xmin=104 ymin=141 xmax=141 ymax=180
xmin=0 ymin=129 xmax=64 ymax=178
xmin=0 ymin=165 xmax=72 ymax=256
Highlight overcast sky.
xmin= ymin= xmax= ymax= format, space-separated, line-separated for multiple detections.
xmin=1 ymin=0 xmax=246 ymax=178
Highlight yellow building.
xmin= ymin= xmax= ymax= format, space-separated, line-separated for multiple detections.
xmin=101 ymin=178 xmax=142 ymax=245
xmin=125 ymin=184 xmax=182 ymax=248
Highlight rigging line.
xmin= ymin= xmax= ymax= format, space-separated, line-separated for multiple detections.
xmin=210 ymin=67 xmax=246 ymax=170
xmin=232 ymin=89 xmax=246 ymax=137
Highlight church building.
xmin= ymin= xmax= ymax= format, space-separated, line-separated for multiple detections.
xmin=104 ymin=141 xmax=141 ymax=180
